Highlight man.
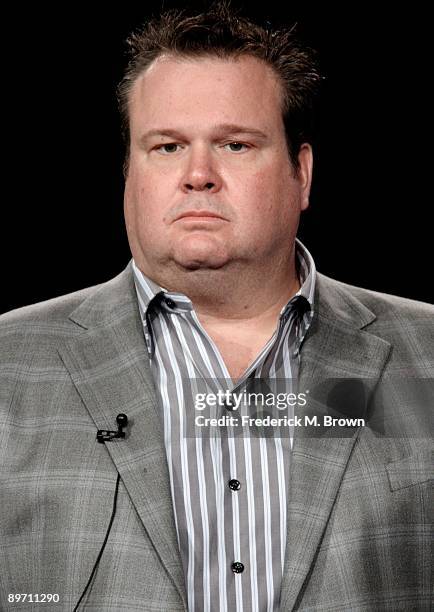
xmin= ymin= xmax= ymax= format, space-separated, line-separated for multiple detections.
xmin=0 ymin=2 xmax=432 ymax=611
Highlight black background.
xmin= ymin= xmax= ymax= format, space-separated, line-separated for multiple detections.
xmin=1 ymin=2 xmax=432 ymax=314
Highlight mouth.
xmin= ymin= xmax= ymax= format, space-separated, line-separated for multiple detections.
xmin=175 ymin=210 xmax=226 ymax=221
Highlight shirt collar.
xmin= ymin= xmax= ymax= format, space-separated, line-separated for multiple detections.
xmin=279 ymin=237 xmax=316 ymax=318
xmin=132 ymin=237 xmax=316 ymax=322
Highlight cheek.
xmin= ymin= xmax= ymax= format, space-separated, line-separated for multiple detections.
xmin=243 ymin=169 xmax=294 ymax=218
xmin=249 ymin=161 xmax=293 ymax=201
xmin=238 ymin=177 xmax=300 ymax=243
xmin=126 ymin=171 xmax=169 ymax=228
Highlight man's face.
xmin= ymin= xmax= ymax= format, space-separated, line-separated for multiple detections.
xmin=124 ymin=54 xmax=312 ymax=276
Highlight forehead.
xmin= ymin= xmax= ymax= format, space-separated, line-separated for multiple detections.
xmin=128 ymin=54 xmax=284 ymax=129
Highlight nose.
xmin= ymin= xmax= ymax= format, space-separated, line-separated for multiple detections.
xmin=181 ymin=144 xmax=222 ymax=193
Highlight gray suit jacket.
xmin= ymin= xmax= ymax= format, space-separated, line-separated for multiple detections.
xmin=0 ymin=261 xmax=432 ymax=611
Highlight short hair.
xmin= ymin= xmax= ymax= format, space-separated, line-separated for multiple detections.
xmin=116 ymin=0 xmax=322 ymax=179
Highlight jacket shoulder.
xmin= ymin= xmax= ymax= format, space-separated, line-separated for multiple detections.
xmin=316 ymin=273 xmax=433 ymax=374
xmin=317 ymin=272 xmax=434 ymax=321
xmin=0 ymin=282 xmax=104 ymax=330
xmin=0 ymin=284 xmax=107 ymax=395
xmin=0 ymin=263 xmax=134 ymax=364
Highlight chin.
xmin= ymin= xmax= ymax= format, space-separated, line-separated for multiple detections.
xmin=173 ymin=236 xmax=231 ymax=270
xmin=173 ymin=247 xmax=231 ymax=270
xmin=174 ymin=254 xmax=231 ymax=271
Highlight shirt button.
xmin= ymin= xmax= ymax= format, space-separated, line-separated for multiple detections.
xmin=231 ymin=562 xmax=244 ymax=574
xmin=228 ymin=479 xmax=241 ymax=491
xmin=165 ymin=298 xmax=176 ymax=309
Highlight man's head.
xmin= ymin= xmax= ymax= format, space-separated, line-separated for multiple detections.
xmin=118 ymin=2 xmax=320 ymax=179
xmin=118 ymin=1 xmax=321 ymax=292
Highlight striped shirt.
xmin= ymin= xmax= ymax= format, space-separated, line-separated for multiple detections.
xmin=132 ymin=238 xmax=316 ymax=612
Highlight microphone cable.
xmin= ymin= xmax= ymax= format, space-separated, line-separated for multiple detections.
xmin=72 ymin=472 xmax=121 ymax=611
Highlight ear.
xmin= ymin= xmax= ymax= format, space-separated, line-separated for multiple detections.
xmin=297 ymin=143 xmax=313 ymax=211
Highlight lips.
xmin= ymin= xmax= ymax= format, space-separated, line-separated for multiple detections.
xmin=176 ymin=210 xmax=225 ymax=221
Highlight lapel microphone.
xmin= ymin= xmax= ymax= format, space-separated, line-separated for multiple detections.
xmin=96 ymin=413 xmax=128 ymax=443
xmin=74 ymin=415 xmax=128 ymax=609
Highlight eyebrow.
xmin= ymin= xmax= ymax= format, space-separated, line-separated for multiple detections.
xmin=139 ymin=124 xmax=269 ymax=144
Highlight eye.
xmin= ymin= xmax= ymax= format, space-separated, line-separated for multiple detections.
xmin=154 ymin=143 xmax=182 ymax=154
xmin=224 ymin=142 xmax=250 ymax=152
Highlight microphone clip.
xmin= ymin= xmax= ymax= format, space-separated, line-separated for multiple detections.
xmin=97 ymin=413 xmax=128 ymax=443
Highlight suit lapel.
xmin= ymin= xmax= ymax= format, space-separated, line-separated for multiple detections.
xmin=57 ymin=262 xmax=187 ymax=609
xmin=280 ymin=273 xmax=392 ymax=611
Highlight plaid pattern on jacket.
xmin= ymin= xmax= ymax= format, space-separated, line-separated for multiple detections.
xmin=1 ymin=261 xmax=432 ymax=611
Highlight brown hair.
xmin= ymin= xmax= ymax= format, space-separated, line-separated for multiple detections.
xmin=116 ymin=1 xmax=322 ymax=178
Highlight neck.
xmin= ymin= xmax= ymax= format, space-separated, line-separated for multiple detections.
xmin=137 ymin=244 xmax=300 ymax=323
